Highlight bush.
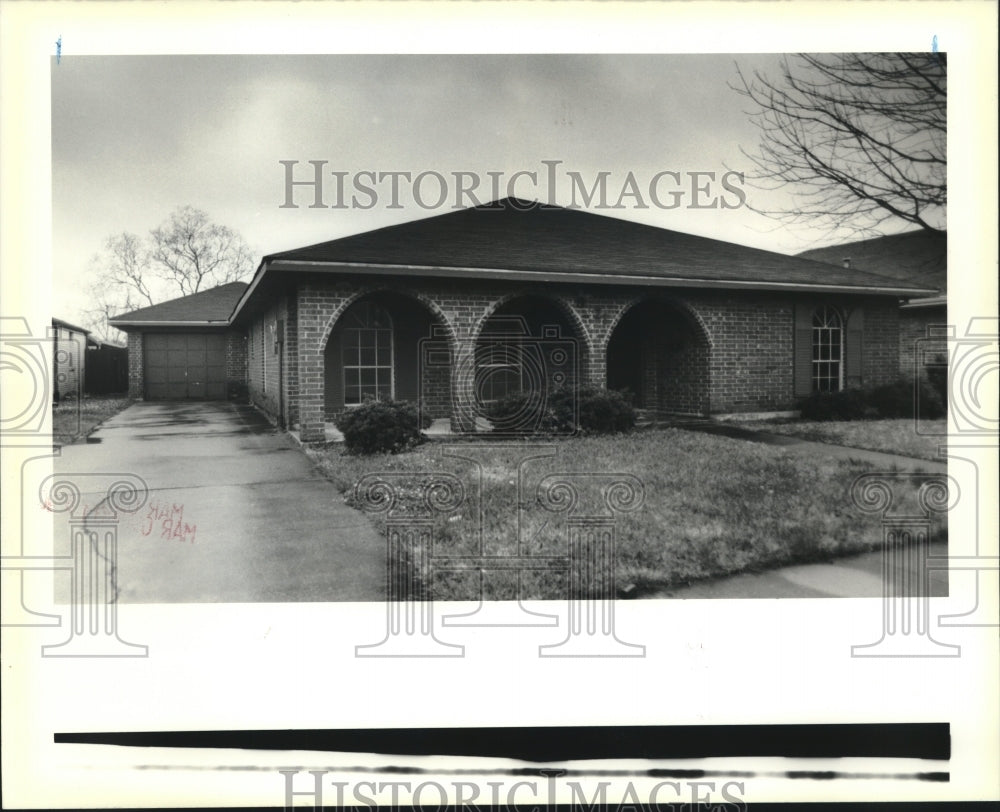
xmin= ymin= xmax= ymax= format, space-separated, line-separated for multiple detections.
xmin=798 ymin=388 xmax=873 ymax=421
xmin=484 ymin=385 xmax=636 ymax=435
xmin=798 ymin=378 xmax=946 ymax=421
xmin=574 ymin=385 xmax=637 ymax=434
xmin=926 ymin=359 xmax=948 ymax=406
xmin=485 ymin=390 xmax=562 ymax=434
xmin=333 ymin=399 xmax=426 ymax=454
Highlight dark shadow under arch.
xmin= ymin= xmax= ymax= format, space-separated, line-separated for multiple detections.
xmin=606 ymin=298 xmax=710 ymax=415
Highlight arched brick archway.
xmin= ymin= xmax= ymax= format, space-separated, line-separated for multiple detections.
xmin=605 ymin=297 xmax=712 ymax=416
xmin=444 ymin=292 xmax=593 ymax=431
xmin=470 ymin=291 xmax=594 ymax=377
xmin=320 ymin=289 xmax=457 ymax=422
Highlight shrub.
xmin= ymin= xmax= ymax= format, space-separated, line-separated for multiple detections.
xmin=869 ymin=378 xmax=945 ymax=419
xmin=798 ymin=388 xmax=873 ymax=421
xmin=925 ymin=358 xmax=948 ymax=406
xmin=484 ymin=385 xmax=636 ymax=435
xmin=333 ymin=399 xmax=425 ymax=454
xmin=798 ymin=378 xmax=946 ymax=421
xmin=574 ymin=385 xmax=637 ymax=434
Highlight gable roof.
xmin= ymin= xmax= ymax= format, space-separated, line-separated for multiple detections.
xmin=254 ymin=198 xmax=935 ymax=299
xmin=797 ymin=230 xmax=946 ymax=294
xmin=52 ymin=317 xmax=91 ymax=334
xmin=109 ymin=282 xmax=248 ymax=328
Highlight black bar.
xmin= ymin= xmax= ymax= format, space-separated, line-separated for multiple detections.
xmin=55 ymin=723 xmax=949 ymax=762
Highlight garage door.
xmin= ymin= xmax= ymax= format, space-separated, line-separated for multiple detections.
xmin=144 ymin=333 xmax=227 ymax=399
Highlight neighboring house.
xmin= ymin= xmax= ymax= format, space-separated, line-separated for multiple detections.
xmin=110 ymin=199 xmax=936 ymax=442
xmin=798 ymin=230 xmax=947 ymax=379
xmin=50 ymin=318 xmax=92 ymax=402
xmin=85 ymin=339 xmax=129 ymax=395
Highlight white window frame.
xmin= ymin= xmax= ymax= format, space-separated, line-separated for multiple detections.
xmin=812 ymin=305 xmax=844 ymax=393
xmin=341 ymin=302 xmax=394 ymax=406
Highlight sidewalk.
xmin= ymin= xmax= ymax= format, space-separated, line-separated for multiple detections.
xmin=651 ymin=541 xmax=949 ymax=599
xmin=651 ymin=423 xmax=948 ymax=598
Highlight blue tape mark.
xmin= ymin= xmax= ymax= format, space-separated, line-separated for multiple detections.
xmin=932 ymin=34 xmax=938 ymax=54
xmin=55 ymin=36 xmax=61 ymax=65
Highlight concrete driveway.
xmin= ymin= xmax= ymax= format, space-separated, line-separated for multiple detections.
xmin=52 ymin=401 xmax=385 ymax=602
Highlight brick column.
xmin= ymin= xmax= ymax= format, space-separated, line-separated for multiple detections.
xmin=449 ymin=327 xmax=477 ymax=433
xmin=296 ymin=285 xmax=328 ymax=443
xmin=126 ymin=332 xmax=144 ymax=399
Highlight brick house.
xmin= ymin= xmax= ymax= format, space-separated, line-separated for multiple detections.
xmin=111 ymin=199 xmax=936 ymax=442
xmin=798 ymin=230 xmax=947 ymax=379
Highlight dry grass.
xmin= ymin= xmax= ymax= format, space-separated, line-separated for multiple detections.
xmin=52 ymin=396 xmax=132 ymax=445
xmin=306 ymin=428 xmax=945 ymax=597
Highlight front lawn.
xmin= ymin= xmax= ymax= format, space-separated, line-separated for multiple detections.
xmin=728 ymin=417 xmax=947 ymax=462
xmin=306 ymin=428 xmax=946 ymax=598
xmin=52 ymin=395 xmax=132 ymax=445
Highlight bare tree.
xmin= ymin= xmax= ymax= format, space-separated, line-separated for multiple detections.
xmin=732 ymin=53 xmax=946 ymax=238
xmin=149 ymin=206 xmax=254 ymax=296
xmin=82 ymin=209 xmax=254 ymax=342
xmin=83 ymin=232 xmax=155 ymax=341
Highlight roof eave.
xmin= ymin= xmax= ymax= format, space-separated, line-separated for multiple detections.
xmin=108 ymin=320 xmax=232 ymax=328
xmin=901 ymin=295 xmax=948 ymax=310
xmin=228 ymin=259 xmax=269 ymax=324
xmin=262 ymin=259 xmax=939 ymax=297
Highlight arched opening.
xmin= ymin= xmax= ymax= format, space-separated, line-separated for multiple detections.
xmin=323 ymin=291 xmax=452 ymax=420
xmin=471 ymin=294 xmax=586 ymax=416
xmin=606 ymin=299 xmax=709 ymax=415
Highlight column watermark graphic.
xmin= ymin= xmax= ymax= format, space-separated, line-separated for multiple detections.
xmin=850 ymin=472 xmax=958 ymax=658
xmin=353 ymin=446 xmax=647 ymax=659
xmin=850 ymin=316 xmax=1000 ymax=657
xmin=2 ymin=316 xmax=149 ymax=656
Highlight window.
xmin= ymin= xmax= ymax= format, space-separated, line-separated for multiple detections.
xmin=341 ymin=302 xmax=393 ymax=405
xmin=476 ymin=341 xmax=523 ymax=403
xmin=812 ymin=306 xmax=843 ymax=392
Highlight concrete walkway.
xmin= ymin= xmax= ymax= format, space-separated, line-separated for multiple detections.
xmin=52 ymin=402 xmax=385 ymax=602
xmin=651 ymin=542 xmax=948 ymax=599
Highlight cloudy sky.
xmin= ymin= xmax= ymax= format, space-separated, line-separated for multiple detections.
xmin=52 ymin=53 xmax=870 ymax=327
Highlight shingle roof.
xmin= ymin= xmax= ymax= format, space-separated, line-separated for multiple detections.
xmin=797 ymin=230 xmax=946 ymax=294
xmin=109 ymin=282 xmax=248 ymax=326
xmin=262 ymin=198 xmax=935 ymax=294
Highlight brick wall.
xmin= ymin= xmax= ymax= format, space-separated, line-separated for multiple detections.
xmin=899 ymin=306 xmax=947 ymax=379
xmin=247 ymin=297 xmax=289 ymax=421
xmin=127 ymin=332 xmax=143 ymax=399
xmin=226 ymin=330 xmax=248 ymax=399
xmin=862 ymin=299 xmax=901 ymax=387
xmin=245 ymin=274 xmax=904 ymax=441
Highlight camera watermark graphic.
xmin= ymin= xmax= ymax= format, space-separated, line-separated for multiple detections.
xmin=420 ymin=317 xmax=579 ymax=437
xmin=915 ymin=317 xmax=999 ymax=437
xmin=353 ymin=443 xmax=647 ymax=659
xmin=279 ymin=160 xmax=748 ymax=212
xmin=1 ymin=316 xmax=82 ymax=445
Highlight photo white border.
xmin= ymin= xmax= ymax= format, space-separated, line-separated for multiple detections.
xmin=2 ymin=1 xmax=997 ymax=807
